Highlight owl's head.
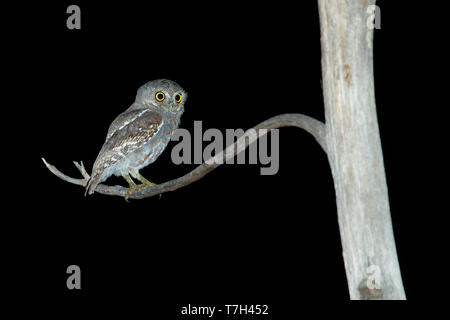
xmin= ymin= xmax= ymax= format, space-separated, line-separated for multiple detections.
xmin=135 ymin=79 xmax=187 ymax=115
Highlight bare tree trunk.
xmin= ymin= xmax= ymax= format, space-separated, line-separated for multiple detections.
xmin=318 ymin=0 xmax=405 ymax=299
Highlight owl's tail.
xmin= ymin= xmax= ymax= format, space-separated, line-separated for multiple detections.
xmin=85 ymin=172 xmax=101 ymax=196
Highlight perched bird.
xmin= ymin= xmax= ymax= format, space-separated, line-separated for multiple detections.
xmin=85 ymin=79 xmax=187 ymax=199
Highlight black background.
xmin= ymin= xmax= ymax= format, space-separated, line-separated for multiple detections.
xmin=6 ymin=0 xmax=445 ymax=315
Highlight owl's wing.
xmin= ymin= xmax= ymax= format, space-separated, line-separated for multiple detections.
xmin=102 ymin=109 xmax=163 ymax=157
xmin=105 ymin=107 xmax=152 ymax=140
xmin=86 ymin=109 xmax=163 ymax=195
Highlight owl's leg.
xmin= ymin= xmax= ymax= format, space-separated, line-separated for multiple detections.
xmin=121 ymin=172 xmax=137 ymax=201
xmin=131 ymin=170 xmax=157 ymax=190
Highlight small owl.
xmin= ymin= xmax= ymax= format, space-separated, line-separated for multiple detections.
xmin=85 ymin=79 xmax=187 ymax=199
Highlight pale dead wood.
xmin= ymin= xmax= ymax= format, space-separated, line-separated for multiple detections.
xmin=318 ymin=0 xmax=406 ymax=299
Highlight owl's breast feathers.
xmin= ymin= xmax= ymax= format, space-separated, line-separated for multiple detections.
xmin=85 ymin=108 xmax=163 ymax=195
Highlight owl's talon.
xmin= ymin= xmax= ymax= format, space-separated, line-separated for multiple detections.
xmin=122 ymin=172 xmax=136 ymax=201
xmin=124 ymin=186 xmax=136 ymax=201
xmin=124 ymin=181 xmax=156 ymax=201
xmin=133 ymin=172 xmax=157 ymax=191
xmin=122 ymin=171 xmax=156 ymax=200
xmin=136 ymin=181 xmax=157 ymax=190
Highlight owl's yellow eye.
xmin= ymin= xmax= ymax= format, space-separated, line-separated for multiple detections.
xmin=175 ymin=93 xmax=182 ymax=103
xmin=155 ymin=92 xmax=165 ymax=102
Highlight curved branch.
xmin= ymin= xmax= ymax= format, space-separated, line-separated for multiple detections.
xmin=42 ymin=113 xmax=327 ymax=199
